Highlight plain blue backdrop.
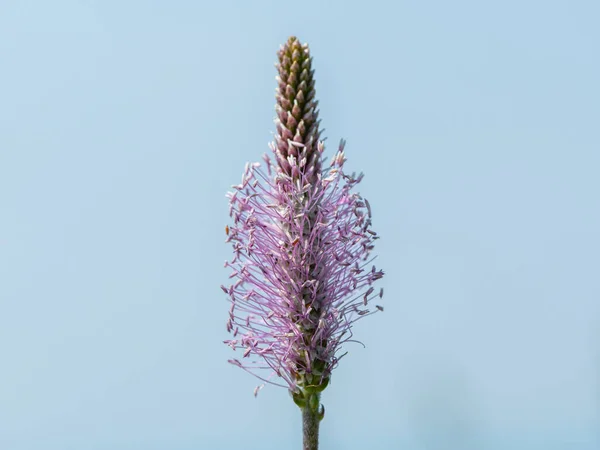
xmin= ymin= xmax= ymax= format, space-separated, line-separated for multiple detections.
xmin=1 ymin=1 xmax=599 ymax=449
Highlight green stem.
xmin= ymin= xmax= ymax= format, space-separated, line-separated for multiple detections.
xmin=302 ymin=393 xmax=324 ymax=450
xmin=302 ymin=404 xmax=320 ymax=450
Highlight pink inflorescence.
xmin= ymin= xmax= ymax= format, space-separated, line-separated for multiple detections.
xmin=223 ymin=140 xmax=384 ymax=394
xmin=222 ymin=36 xmax=384 ymax=398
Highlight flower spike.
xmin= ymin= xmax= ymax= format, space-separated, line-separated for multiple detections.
xmin=223 ymin=38 xmax=385 ymax=437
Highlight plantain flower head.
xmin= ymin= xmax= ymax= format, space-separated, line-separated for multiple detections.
xmin=223 ymin=36 xmax=384 ymax=407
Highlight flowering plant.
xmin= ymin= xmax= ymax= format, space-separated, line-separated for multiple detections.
xmin=222 ymin=36 xmax=384 ymax=449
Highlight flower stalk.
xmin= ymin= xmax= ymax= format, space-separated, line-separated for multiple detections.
xmin=302 ymin=392 xmax=322 ymax=450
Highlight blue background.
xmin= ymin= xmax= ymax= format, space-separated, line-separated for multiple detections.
xmin=1 ymin=1 xmax=599 ymax=449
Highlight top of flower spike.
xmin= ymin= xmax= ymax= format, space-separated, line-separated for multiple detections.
xmin=273 ymin=36 xmax=322 ymax=180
